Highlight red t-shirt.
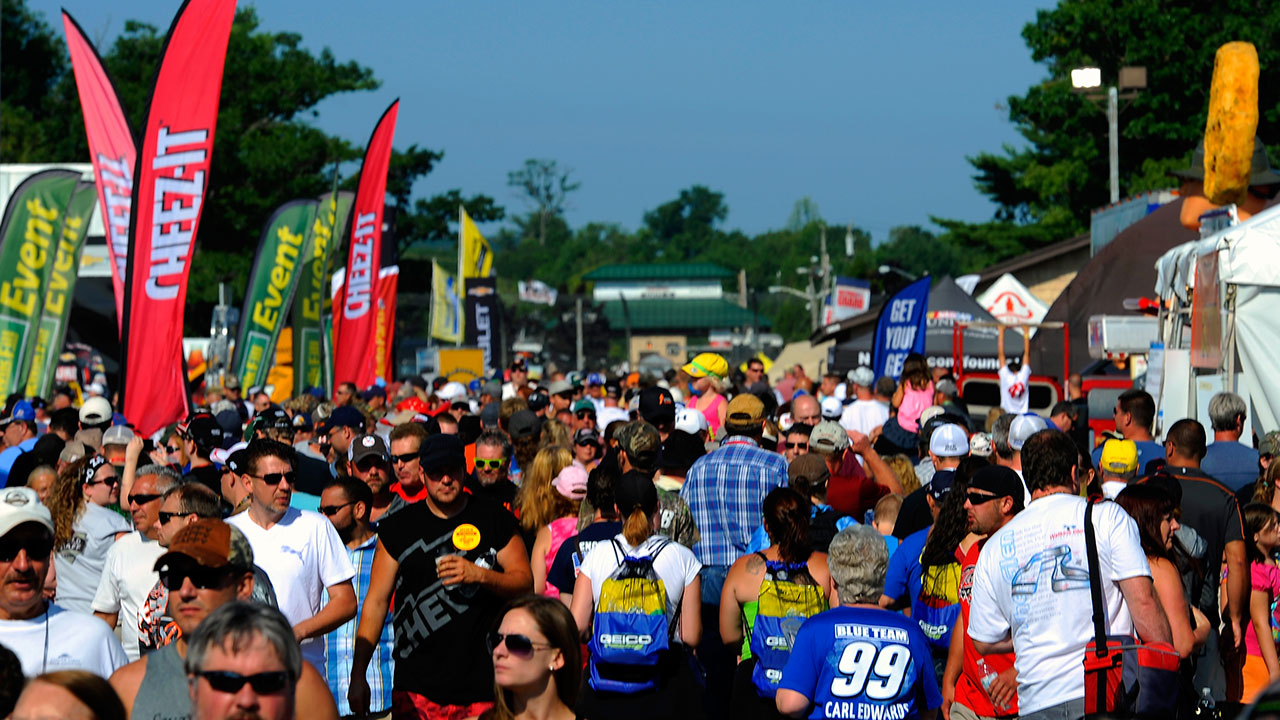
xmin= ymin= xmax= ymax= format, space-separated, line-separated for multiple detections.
xmin=956 ymin=540 xmax=1019 ymax=717
xmin=827 ymin=449 xmax=889 ymax=520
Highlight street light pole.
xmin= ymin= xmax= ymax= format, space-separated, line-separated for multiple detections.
xmin=1071 ymin=66 xmax=1145 ymax=206
xmin=1107 ymin=85 xmax=1119 ymax=204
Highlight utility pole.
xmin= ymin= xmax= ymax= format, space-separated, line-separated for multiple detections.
xmin=575 ymin=297 xmax=584 ymax=371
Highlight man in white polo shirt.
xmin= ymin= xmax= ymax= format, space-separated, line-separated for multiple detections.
xmin=227 ymin=440 xmax=356 ymax=681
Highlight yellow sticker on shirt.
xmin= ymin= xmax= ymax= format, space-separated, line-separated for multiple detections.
xmin=453 ymin=524 xmax=481 ymax=551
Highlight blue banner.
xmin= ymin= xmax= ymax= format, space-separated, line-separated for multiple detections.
xmin=872 ymin=276 xmax=930 ymax=380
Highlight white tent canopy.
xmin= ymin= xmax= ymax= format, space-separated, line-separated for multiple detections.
xmin=1154 ymin=203 xmax=1280 ymax=431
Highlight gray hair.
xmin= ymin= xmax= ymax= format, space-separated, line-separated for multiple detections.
xmin=1208 ymin=392 xmax=1247 ymax=432
xmin=991 ymin=413 xmax=1015 ymax=460
xmin=185 ymin=601 xmax=301 ymax=681
xmin=827 ymin=525 xmax=889 ymax=605
xmin=475 ymin=429 xmax=512 ymax=460
xmin=136 ymin=464 xmax=182 ymax=493
xmin=161 ymin=481 xmax=223 ymax=518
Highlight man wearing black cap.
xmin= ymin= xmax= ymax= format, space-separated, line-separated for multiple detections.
xmin=638 ymin=385 xmax=676 ymax=440
xmin=180 ymin=412 xmax=226 ymax=496
xmin=361 ymin=386 xmax=388 ymax=419
xmin=943 ymin=466 xmax=1024 ymax=720
xmin=319 ymin=406 xmax=364 ymax=472
xmin=350 ymin=434 xmax=533 ymax=718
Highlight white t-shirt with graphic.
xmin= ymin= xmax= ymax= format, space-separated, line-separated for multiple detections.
xmin=228 ymin=507 xmax=355 ymax=677
xmin=0 ymin=603 xmax=127 ymax=678
xmin=998 ymin=364 xmax=1032 ymax=414
xmin=578 ymin=534 xmax=702 ymax=644
xmin=54 ymin=503 xmax=131 ymax=615
xmin=91 ymin=531 xmax=166 ymax=661
xmin=967 ymin=494 xmax=1150 ymax=714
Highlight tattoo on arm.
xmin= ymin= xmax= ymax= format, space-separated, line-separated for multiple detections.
xmin=745 ymin=553 xmax=764 ymax=574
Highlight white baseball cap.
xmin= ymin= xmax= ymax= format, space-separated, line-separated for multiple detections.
xmin=848 ymin=367 xmax=875 ymax=388
xmin=438 ymin=382 xmax=468 ymax=403
xmin=102 ymin=424 xmax=136 ymax=447
xmin=1009 ymin=414 xmax=1049 ymax=451
xmin=0 ymin=487 xmax=53 ymax=537
xmin=674 ymin=407 xmax=708 ymax=435
xmin=929 ymin=424 xmax=970 ymax=457
xmin=79 ymin=396 xmax=112 ymax=425
xmin=820 ymin=396 xmax=843 ymax=420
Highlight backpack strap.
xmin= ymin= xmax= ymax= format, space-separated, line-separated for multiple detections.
xmin=1084 ymin=499 xmax=1108 ymax=653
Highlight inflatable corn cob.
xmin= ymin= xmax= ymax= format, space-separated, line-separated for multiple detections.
xmin=1203 ymin=41 xmax=1259 ymax=206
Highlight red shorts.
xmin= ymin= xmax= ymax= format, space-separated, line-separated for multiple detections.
xmin=391 ymin=691 xmax=492 ymax=720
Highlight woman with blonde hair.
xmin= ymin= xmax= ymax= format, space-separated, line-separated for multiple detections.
xmin=683 ymin=353 xmax=729 ymax=439
xmin=519 ymin=447 xmax=582 ymax=598
xmin=883 ymin=454 xmax=921 ymax=495
xmin=45 ymin=456 xmax=130 ymax=614
xmin=476 ymin=596 xmax=581 ymax=720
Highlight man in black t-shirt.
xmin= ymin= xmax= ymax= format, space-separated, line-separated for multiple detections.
xmin=349 ymin=434 xmax=533 ymax=719
xmin=465 ymin=430 xmax=518 ymax=516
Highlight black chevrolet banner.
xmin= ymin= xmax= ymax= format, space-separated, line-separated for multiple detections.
xmin=463 ymin=277 xmax=499 ymax=377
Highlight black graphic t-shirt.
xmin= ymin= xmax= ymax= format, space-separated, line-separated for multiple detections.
xmin=377 ymin=496 xmax=519 ymax=704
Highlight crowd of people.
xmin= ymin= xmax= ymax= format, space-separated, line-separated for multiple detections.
xmin=1 ymin=349 xmax=1280 ymax=720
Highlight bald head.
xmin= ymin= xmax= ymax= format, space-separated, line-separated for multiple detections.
xmin=791 ymin=394 xmax=820 ymax=426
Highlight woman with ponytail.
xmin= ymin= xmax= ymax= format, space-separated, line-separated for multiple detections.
xmin=569 ymin=470 xmax=704 ymax=719
xmin=720 ymin=487 xmax=833 ymax=719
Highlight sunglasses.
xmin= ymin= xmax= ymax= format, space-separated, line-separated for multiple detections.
xmin=128 ymin=493 xmax=163 ymax=506
xmin=157 ymin=510 xmax=192 ymax=525
xmin=391 ymin=452 xmax=419 ymax=465
xmin=249 ymin=472 xmax=296 ymax=486
xmin=85 ymin=476 xmax=120 ymax=488
xmin=556 ymin=392 xmax=574 ymax=400
xmin=576 ymin=410 xmax=596 ymax=420
xmin=785 ymin=442 xmax=809 ymax=451
xmin=475 ymin=458 xmax=504 ymax=470
xmin=486 ymin=631 xmax=553 ymax=659
xmin=319 ymin=501 xmax=353 ymax=516
xmin=575 ymin=439 xmax=598 ymax=448
xmin=355 ymin=458 xmax=387 ymax=472
xmin=195 ymin=670 xmax=291 ymax=695
xmin=965 ymin=492 xmax=1002 ymax=506
xmin=0 ymin=534 xmax=53 ymax=562
xmin=159 ymin=563 xmax=235 ymax=591
xmin=165 ymin=445 xmax=181 ymax=454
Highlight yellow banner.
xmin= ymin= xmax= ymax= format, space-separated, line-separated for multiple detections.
xmin=430 ymin=259 xmax=463 ymax=343
xmin=460 ymin=206 xmax=493 ymax=280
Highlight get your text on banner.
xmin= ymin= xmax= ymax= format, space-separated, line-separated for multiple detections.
xmin=233 ymin=199 xmax=318 ymax=390
xmin=331 ymin=99 xmax=399 ymax=393
xmin=872 ymin=276 xmax=931 ymax=380
xmin=0 ymin=170 xmax=82 ymax=398
xmin=121 ymin=0 xmax=236 ymax=437
xmin=62 ymin=11 xmax=135 ymax=338
xmin=26 ymin=182 xmax=97 ymax=398
xmin=292 ymin=190 xmax=353 ymax=396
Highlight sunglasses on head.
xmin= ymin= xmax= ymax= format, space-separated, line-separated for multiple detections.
xmin=965 ymin=492 xmax=1002 ymax=506
xmin=474 ymin=458 xmax=504 ymax=470
xmin=0 ymin=533 xmax=53 ymax=562
xmin=319 ymin=501 xmax=353 ymax=516
xmin=195 ymin=670 xmax=291 ymax=695
xmin=486 ymin=631 xmax=553 ymax=659
xmin=250 ymin=471 xmax=296 ymax=486
xmin=128 ymin=493 xmax=162 ymax=506
xmin=390 ymin=452 xmax=419 ymax=465
xmin=159 ymin=562 xmax=235 ymax=591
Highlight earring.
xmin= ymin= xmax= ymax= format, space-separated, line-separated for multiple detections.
xmin=549 ymin=664 xmax=555 ymax=672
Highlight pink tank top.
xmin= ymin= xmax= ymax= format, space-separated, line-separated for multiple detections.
xmin=699 ymin=393 xmax=726 ymax=436
xmin=897 ymin=381 xmax=934 ymax=433
xmin=542 ymin=517 xmax=579 ymax=598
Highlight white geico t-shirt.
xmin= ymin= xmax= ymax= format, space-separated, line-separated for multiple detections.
xmin=0 ymin=603 xmax=127 ymax=678
xmin=967 ymin=494 xmax=1150 ymax=714
xmin=227 ymin=507 xmax=355 ymax=676
xmin=998 ymin=364 xmax=1032 ymax=414
xmin=90 ymin=531 xmax=166 ymax=661
xmin=579 ymin=534 xmax=702 ymax=644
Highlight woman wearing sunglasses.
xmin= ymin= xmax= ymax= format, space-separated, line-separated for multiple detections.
xmin=44 ymin=455 xmax=131 ymax=615
xmin=474 ymin=596 xmax=581 ymax=720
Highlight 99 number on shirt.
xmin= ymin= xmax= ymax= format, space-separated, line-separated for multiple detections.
xmin=829 ymin=641 xmax=911 ymax=699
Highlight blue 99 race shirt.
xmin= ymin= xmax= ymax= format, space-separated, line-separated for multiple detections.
xmin=778 ymin=606 xmax=941 ymax=720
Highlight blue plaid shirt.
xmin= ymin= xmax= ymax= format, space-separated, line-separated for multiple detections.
xmin=325 ymin=533 xmax=394 ymax=715
xmin=680 ymin=436 xmax=789 ymax=567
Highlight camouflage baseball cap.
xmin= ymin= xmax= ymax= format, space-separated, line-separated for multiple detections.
xmin=1261 ymin=431 xmax=1280 ymax=456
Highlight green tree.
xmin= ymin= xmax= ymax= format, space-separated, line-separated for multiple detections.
xmin=786 ymin=196 xmax=822 ymax=231
xmin=641 ymin=185 xmax=729 ymax=261
xmin=957 ymin=0 xmax=1280 ymax=249
xmin=507 ymin=158 xmax=580 ymax=246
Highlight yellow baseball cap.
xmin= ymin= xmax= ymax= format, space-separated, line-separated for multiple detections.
xmin=682 ymin=352 xmax=728 ymax=380
xmin=1100 ymin=439 xmax=1138 ymax=475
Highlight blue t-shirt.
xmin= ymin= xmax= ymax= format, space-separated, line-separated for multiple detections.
xmin=882 ymin=527 xmax=960 ymax=653
xmin=778 ymin=605 xmax=941 ymax=720
xmin=1202 ymin=441 xmax=1260 ymax=491
xmin=1091 ymin=439 xmax=1165 ymax=476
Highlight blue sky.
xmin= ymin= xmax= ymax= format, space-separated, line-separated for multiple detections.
xmin=36 ymin=1 xmax=1054 ymax=243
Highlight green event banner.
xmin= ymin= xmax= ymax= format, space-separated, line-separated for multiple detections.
xmin=25 ymin=181 xmax=98 ymax=398
xmin=292 ymin=190 xmax=353 ymax=395
xmin=0 ymin=170 xmax=82 ymax=399
xmin=233 ymin=199 xmax=319 ymax=390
